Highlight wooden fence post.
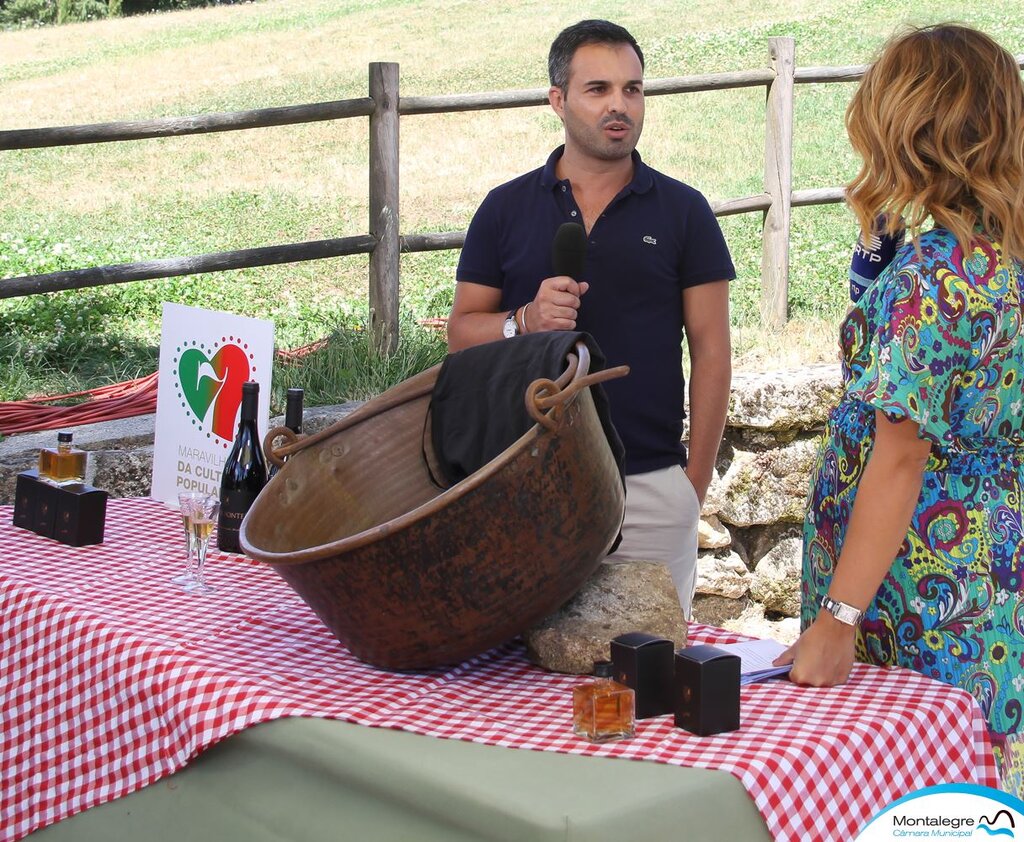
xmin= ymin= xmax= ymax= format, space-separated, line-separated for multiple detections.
xmin=369 ymin=62 xmax=400 ymax=356
xmin=761 ymin=37 xmax=795 ymax=329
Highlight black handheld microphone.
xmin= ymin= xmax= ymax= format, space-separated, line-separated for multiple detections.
xmin=551 ymin=222 xmax=587 ymax=279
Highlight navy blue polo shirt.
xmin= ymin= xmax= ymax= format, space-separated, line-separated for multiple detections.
xmin=457 ymin=146 xmax=735 ymax=475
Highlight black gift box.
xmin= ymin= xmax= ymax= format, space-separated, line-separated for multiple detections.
xmin=52 ymin=484 xmax=107 ymax=547
xmin=610 ymin=632 xmax=675 ymax=719
xmin=13 ymin=470 xmax=107 ymax=547
xmin=13 ymin=470 xmax=42 ymax=531
xmin=674 ymin=644 xmax=740 ymax=736
xmin=32 ymin=480 xmax=59 ymax=538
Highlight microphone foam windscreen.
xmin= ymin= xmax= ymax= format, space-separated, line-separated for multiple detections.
xmin=551 ymin=222 xmax=587 ymax=279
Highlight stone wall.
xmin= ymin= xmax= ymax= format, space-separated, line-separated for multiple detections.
xmin=1 ymin=364 xmax=843 ymax=642
xmin=691 ymin=363 xmax=842 ymax=642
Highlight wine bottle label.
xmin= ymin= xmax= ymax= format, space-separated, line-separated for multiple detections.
xmin=217 ymin=490 xmax=258 ymax=552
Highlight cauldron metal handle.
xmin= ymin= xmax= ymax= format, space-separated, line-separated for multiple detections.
xmin=525 ymin=341 xmax=629 ymax=432
xmin=264 ymin=425 xmax=299 ymax=469
xmin=263 ymin=365 xmax=438 ymax=468
xmin=263 ymin=340 xmax=629 ymax=466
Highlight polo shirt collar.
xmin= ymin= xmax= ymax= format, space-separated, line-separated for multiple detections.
xmin=540 ymin=145 xmax=654 ymax=195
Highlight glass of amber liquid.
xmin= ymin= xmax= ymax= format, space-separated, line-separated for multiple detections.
xmin=173 ymin=492 xmax=204 ymax=587
xmin=185 ymin=495 xmax=220 ymax=595
xmin=572 ymin=660 xmax=635 ymax=743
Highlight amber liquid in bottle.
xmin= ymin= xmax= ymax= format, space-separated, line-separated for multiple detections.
xmin=38 ymin=432 xmax=87 ymax=485
xmin=572 ymin=660 xmax=635 ymax=743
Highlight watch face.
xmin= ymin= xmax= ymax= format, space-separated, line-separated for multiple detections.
xmin=822 ymin=595 xmax=862 ymax=625
xmin=835 ymin=603 xmax=862 ymax=625
xmin=502 ymin=316 xmax=518 ymax=338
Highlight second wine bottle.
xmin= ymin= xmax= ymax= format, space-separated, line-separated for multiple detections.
xmin=268 ymin=387 xmax=304 ymax=480
xmin=218 ymin=380 xmax=268 ymax=553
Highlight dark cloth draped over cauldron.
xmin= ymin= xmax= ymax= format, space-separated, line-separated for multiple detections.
xmin=428 ymin=331 xmax=625 ymax=491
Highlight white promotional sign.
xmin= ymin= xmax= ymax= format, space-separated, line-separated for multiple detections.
xmin=150 ymin=302 xmax=274 ymax=505
xmin=856 ymin=783 xmax=1024 ymax=840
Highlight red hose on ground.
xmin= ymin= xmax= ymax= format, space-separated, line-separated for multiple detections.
xmin=0 ymin=373 xmax=159 ymax=435
xmin=0 ymin=337 xmax=339 ymax=436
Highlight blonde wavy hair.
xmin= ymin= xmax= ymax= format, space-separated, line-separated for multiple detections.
xmin=846 ymin=24 xmax=1024 ymax=262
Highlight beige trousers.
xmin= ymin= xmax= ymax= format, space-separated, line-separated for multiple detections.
xmin=604 ymin=464 xmax=701 ymax=619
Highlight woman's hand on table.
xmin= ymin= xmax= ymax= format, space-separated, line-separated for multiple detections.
xmin=773 ymin=612 xmax=857 ymax=687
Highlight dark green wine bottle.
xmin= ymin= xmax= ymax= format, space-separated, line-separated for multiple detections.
xmin=217 ymin=380 xmax=268 ymax=553
xmin=269 ymin=388 xmax=304 ymax=480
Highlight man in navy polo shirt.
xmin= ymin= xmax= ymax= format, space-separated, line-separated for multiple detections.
xmin=447 ymin=19 xmax=734 ymax=617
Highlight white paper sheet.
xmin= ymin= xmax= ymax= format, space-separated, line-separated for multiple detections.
xmin=713 ymin=639 xmax=793 ymax=685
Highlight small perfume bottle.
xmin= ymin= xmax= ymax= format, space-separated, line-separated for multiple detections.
xmin=38 ymin=431 xmax=87 ymax=486
xmin=572 ymin=660 xmax=635 ymax=743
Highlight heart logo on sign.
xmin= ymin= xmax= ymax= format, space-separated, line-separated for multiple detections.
xmin=175 ymin=341 xmax=252 ymax=443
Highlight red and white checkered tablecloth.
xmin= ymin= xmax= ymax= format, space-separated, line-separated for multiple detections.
xmin=0 ymin=498 xmax=998 ymax=842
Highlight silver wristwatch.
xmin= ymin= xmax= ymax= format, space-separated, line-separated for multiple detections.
xmin=820 ymin=594 xmax=864 ymax=626
xmin=502 ymin=309 xmax=519 ymax=338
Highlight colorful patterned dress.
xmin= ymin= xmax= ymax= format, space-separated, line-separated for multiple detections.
xmin=801 ymin=227 xmax=1024 ymax=792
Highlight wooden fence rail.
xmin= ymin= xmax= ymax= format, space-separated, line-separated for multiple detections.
xmin=2 ymin=40 xmax=1022 ymax=353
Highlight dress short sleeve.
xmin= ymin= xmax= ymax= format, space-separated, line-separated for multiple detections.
xmin=845 ymin=255 xmax=974 ymax=446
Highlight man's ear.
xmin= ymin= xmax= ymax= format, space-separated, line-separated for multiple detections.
xmin=548 ymin=85 xmax=565 ymax=120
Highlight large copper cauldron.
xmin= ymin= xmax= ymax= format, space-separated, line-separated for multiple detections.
xmin=240 ymin=341 xmax=626 ymax=671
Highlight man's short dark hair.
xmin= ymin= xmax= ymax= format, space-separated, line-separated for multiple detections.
xmin=548 ymin=19 xmax=645 ymax=91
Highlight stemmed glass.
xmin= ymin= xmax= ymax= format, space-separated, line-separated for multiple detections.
xmin=172 ymin=492 xmax=204 ymax=587
xmin=186 ymin=495 xmax=221 ymax=595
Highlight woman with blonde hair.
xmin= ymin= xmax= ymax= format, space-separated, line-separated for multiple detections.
xmin=777 ymin=24 xmax=1024 ymax=792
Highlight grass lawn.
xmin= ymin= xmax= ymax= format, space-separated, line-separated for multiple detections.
xmin=2 ymin=0 xmax=1023 ymax=407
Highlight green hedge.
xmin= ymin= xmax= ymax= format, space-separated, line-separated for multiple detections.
xmin=120 ymin=0 xmax=244 ymax=15
xmin=0 ymin=0 xmax=244 ymax=28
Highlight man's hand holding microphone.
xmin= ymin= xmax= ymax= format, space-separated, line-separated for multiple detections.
xmin=523 ymin=222 xmax=589 ymax=333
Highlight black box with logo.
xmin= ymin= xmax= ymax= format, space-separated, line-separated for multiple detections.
xmin=673 ymin=644 xmax=740 ymax=736
xmin=12 ymin=470 xmax=107 ymax=547
xmin=31 ymin=479 xmax=59 ymax=538
xmin=13 ymin=470 xmax=43 ymax=531
xmin=53 ymin=484 xmax=107 ymax=547
xmin=610 ymin=632 xmax=675 ymax=719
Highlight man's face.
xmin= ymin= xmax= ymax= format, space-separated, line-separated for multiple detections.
xmin=549 ymin=42 xmax=645 ymax=162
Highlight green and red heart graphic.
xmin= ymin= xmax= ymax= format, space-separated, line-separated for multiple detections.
xmin=177 ymin=343 xmax=251 ymax=442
